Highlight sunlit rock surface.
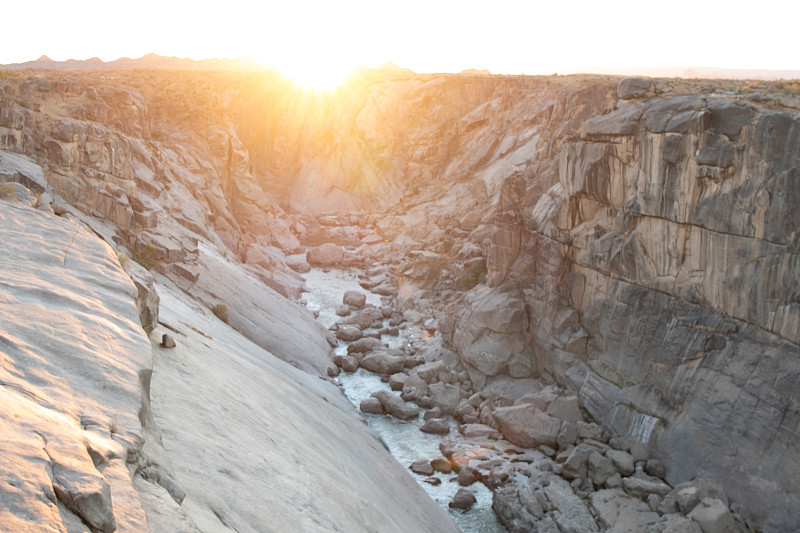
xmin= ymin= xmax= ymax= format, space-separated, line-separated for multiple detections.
xmin=0 ymin=199 xmax=153 ymax=531
xmin=0 ymin=197 xmax=459 ymax=531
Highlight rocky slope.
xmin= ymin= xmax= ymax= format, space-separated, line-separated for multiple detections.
xmin=1 ymin=66 xmax=798 ymax=532
xmin=0 ymin=72 xmax=461 ymax=531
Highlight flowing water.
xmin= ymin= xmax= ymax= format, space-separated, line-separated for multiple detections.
xmin=301 ymin=268 xmax=506 ymax=533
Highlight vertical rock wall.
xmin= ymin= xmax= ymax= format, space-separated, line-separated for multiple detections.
xmin=510 ymin=89 xmax=800 ymax=531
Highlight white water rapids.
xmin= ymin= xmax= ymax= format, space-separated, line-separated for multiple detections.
xmin=301 ymin=268 xmax=506 ymax=533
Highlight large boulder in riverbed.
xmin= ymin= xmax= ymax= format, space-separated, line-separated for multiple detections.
xmin=360 ymin=351 xmax=406 ymax=375
xmin=429 ymin=383 xmax=461 ymax=415
xmin=306 ymin=243 xmax=344 ymax=267
xmin=493 ymin=404 xmax=561 ymax=448
xmin=343 ymin=290 xmax=367 ymax=308
xmin=415 ymin=360 xmax=446 ymax=383
xmin=420 ymin=419 xmax=450 ymax=435
xmin=347 ymin=337 xmax=384 ymax=354
xmin=336 ymin=325 xmax=363 ymax=342
xmin=337 ymin=307 xmax=385 ymax=330
xmin=360 ymin=397 xmax=384 ymax=415
xmin=372 ymin=390 xmax=419 ymax=420
xmin=449 ymin=488 xmax=476 ymax=510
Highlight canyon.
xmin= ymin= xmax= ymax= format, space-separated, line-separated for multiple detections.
xmin=0 ymin=63 xmax=798 ymax=532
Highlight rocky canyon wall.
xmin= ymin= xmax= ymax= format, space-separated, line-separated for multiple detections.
xmin=0 ymin=70 xmax=461 ymax=532
xmin=240 ymin=72 xmax=800 ymax=530
xmin=501 ymin=85 xmax=800 ymax=531
xmin=2 ymin=67 xmax=798 ymax=531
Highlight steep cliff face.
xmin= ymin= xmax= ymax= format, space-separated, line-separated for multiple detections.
xmin=0 ymin=71 xmax=300 ymax=267
xmin=518 ymin=90 xmax=800 ymax=531
xmin=431 ymin=82 xmax=800 ymax=531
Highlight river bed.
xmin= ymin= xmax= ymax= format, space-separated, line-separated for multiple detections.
xmin=301 ymin=267 xmax=506 ymax=533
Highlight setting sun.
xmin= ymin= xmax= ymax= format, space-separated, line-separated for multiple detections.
xmin=251 ymin=47 xmax=360 ymax=92
xmin=272 ymin=61 xmax=354 ymax=92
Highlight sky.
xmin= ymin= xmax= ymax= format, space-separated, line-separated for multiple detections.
xmin=3 ymin=0 xmax=799 ymax=89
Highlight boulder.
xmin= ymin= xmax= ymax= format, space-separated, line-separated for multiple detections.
xmin=457 ymin=466 xmax=482 ymax=487
xmin=431 ymin=457 xmax=453 ymax=474
xmin=360 ymin=351 xmax=406 ymax=375
xmin=429 ymin=382 xmax=461 ymax=415
xmin=493 ymin=404 xmax=561 ymax=448
xmin=606 ymin=449 xmax=635 ymax=477
xmin=410 ymin=460 xmax=433 ymax=476
xmin=589 ymin=488 xmax=660 ymax=532
xmin=687 ymin=498 xmax=736 ymax=533
xmin=449 ymin=488 xmax=476 ymax=510
xmin=161 ymin=334 xmax=177 ymax=349
xmin=414 ymin=360 xmax=446 ymax=383
xmin=617 ymin=77 xmax=656 ymax=100
xmin=338 ymin=307 xmax=385 ymax=329
xmin=389 ymin=373 xmax=408 ymax=391
xmin=359 ymin=397 xmax=383 ymax=415
xmin=372 ymin=391 xmax=419 ymax=421
xmin=306 ymin=243 xmax=344 ymax=267
xmin=285 ymin=255 xmax=311 ymax=273
xmin=420 ymin=419 xmax=450 ymax=435
xmin=335 ymin=325 xmax=362 ymax=342
xmin=622 ymin=477 xmax=672 ymax=500
xmin=402 ymin=372 xmax=431 ymax=401
xmin=340 ymin=356 xmax=359 ymax=373
xmin=587 ymin=451 xmax=617 ymax=486
xmin=50 ymin=461 xmax=117 ymax=533
xmin=494 ymin=471 xmax=599 ymax=532
xmin=654 ymin=514 xmax=703 ymax=533
xmin=659 ymin=478 xmax=729 ymax=516
xmin=562 ymin=443 xmax=594 ymax=480
xmin=576 ymin=421 xmax=605 ymax=441
xmin=347 ymin=337 xmax=383 ymax=354
xmin=451 ymin=286 xmax=532 ymax=379
xmin=423 ymin=406 xmax=443 ymax=420
xmin=343 ymin=290 xmax=367 ymax=308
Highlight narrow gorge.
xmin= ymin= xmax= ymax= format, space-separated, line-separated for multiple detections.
xmin=1 ymin=66 xmax=798 ymax=532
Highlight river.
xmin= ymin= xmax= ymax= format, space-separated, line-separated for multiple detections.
xmin=301 ymin=267 xmax=507 ymax=533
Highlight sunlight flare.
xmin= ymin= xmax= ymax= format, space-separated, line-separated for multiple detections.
xmin=256 ymin=55 xmax=355 ymax=92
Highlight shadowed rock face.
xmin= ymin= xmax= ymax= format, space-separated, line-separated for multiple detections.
xmin=515 ymin=93 xmax=800 ymax=532
xmin=1 ymin=69 xmax=799 ymax=531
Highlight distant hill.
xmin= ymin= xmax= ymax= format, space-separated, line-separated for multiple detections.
xmin=0 ymin=53 xmax=272 ymax=72
xmin=568 ymin=65 xmax=800 ymax=80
